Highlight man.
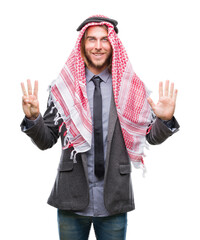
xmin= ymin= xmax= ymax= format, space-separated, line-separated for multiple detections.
xmin=21 ymin=15 xmax=179 ymax=240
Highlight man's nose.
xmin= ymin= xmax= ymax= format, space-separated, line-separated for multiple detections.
xmin=95 ymin=40 xmax=102 ymax=50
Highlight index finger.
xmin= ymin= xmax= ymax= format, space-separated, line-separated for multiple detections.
xmin=21 ymin=82 xmax=27 ymax=96
xmin=159 ymin=81 xmax=163 ymax=98
xmin=33 ymin=80 xmax=38 ymax=98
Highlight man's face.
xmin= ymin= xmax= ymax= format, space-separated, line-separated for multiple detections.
xmin=83 ymin=26 xmax=112 ymax=74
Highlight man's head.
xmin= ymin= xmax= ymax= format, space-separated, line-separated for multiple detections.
xmin=81 ymin=25 xmax=112 ymax=74
xmin=77 ymin=16 xmax=118 ymax=74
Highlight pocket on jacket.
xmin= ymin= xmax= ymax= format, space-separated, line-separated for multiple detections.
xmin=58 ymin=161 xmax=74 ymax=172
xmin=119 ymin=164 xmax=132 ymax=175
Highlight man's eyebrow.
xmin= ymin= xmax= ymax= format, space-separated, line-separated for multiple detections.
xmin=86 ymin=35 xmax=108 ymax=39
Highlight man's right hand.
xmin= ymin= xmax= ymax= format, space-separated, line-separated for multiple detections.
xmin=21 ymin=79 xmax=40 ymax=120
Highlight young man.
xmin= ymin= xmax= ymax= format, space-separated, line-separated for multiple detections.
xmin=21 ymin=15 xmax=179 ymax=240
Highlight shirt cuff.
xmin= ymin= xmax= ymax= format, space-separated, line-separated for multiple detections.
xmin=24 ymin=114 xmax=41 ymax=130
xmin=161 ymin=117 xmax=177 ymax=132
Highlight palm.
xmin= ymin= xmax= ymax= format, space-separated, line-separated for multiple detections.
xmin=148 ymin=80 xmax=178 ymax=121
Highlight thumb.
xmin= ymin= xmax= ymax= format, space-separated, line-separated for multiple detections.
xmin=147 ymin=97 xmax=155 ymax=109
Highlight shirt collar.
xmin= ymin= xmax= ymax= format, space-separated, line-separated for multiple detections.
xmin=85 ymin=67 xmax=111 ymax=83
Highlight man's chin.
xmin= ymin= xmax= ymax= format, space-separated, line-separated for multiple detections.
xmin=85 ymin=55 xmax=111 ymax=72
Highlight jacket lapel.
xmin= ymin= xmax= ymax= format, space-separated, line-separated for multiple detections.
xmin=107 ymin=92 xmax=118 ymax=142
xmin=105 ymin=92 xmax=118 ymax=170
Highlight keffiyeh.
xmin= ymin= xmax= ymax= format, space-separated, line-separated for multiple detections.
xmin=50 ymin=15 xmax=152 ymax=170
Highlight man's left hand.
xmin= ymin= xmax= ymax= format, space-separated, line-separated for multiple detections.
xmin=147 ymin=80 xmax=178 ymax=121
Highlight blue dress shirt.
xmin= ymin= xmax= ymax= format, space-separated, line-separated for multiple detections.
xmin=75 ymin=67 xmax=112 ymax=217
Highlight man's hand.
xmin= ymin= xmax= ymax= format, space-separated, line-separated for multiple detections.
xmin=147 ymin=80 xmax=178 ymax=121
xmin=21 ymin=79 xmax=40 ymax=120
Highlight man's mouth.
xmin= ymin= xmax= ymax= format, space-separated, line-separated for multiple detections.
xmin=92 ymin=53 xmax=105 ymax=56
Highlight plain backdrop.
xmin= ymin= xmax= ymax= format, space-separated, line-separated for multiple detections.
xmin=0 ymin=0 xmax=199 ymax=239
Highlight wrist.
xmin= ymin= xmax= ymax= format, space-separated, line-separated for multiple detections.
xmin=25 ymin=113 xmax=40 ymax=121
xmin=160 ymin=117 xmax=173 ymax=121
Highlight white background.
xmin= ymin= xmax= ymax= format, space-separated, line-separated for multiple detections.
xmin=0 ymin=0 xmax=199 ymax=239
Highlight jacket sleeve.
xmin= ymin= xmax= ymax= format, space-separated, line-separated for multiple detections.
xmin=146 ymin=116 xmax=180 ymax=145
xmin=20 ymin=100 xmax=62 ymax=150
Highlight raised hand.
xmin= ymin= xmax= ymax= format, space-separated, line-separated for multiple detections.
xmin=147 ymin=80 xmax=178 ymax=121
xmin=21 ymin=79 xmax=40 ymax=120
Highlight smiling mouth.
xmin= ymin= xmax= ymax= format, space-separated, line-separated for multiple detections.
xmin=92 ymin=53 xmax=105 ymax=56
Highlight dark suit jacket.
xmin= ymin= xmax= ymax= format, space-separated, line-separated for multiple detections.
xmin=21 ymin=94 xmax=179 ymax=215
